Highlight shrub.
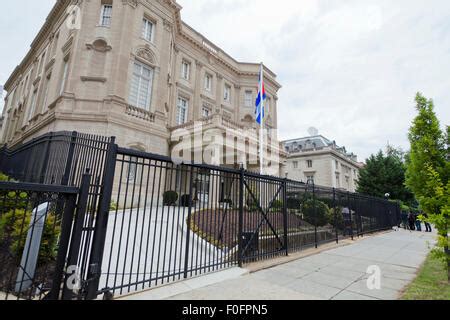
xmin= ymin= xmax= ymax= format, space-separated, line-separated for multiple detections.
xmin=180 ymin=194 xmax=192 ymax=207
xmin=286 ymin=198 xmax=301 ymax=210
xmin=0 ymin=209 xmax=61 ymax=264
xmin=271 ymin=200 xmax=284 ymax=210
xmin=163 ymin=191 xmax=179 ymax=206
xmin=326 ymin=206 xmax=344 ymax=229
xmin=0 ymin=172 xmax=10 ymax=182
xmin=221 ymin=199 xmax=233 ymax=207
xmin=110 ymin=201 xmax=118 ymax=211
xmin=301 ymin=199 xmax=330 ymax=227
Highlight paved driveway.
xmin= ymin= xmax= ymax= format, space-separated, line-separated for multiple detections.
xmin=166 ymin=229 xmax=436 ymax=300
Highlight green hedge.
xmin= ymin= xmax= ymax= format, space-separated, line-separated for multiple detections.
xmin=0 ymin=209 xmax=60 ymax=264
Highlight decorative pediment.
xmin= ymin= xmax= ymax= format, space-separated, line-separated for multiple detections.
xmin=135 ymin=46 xmax=157 ymax=66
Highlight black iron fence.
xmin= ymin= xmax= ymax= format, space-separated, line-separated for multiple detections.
xmin=0 ymin=131 xmax=401 ymax=300
xmin=0 ymin=181 xmax=82 ymax=300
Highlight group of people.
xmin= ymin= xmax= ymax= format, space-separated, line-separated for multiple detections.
xmin=406 ymin=212 xmax=432 ymax=232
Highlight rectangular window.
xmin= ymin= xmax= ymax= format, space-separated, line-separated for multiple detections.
xmin=307 ymin=160 xmax=313 ymax=168
xmin=42 ymin=75 xmax=51 ymax=109
xmin=59 ymin=60 xmax=69 ymax=95
xmin=38 ymin=51 xmax=46 ymax=76
xmin=336 ymin=174 xmax=340 ymax=188
xmin=142 ymin=18 xmax=154 ymax=42
xmin=244 ymin=90 xmax=253 ymax=107
xmin=100 ymin=4 xmax=113 ymax=27
xmin=306 ymin=175 xmax=315 ymax=184
xmin=28 ymin=90 xmax=38 ymax=121
xmin=129 ymin=61 xmax=154 ymax=110
xmin=293 ymin=161 xmax=298 ymax=169
xmin=181 ymin=60 xmax=190 ymax=80
xmin=202 ymin=106 xmax=210 ymax=118
xmin=176 ymin=97 xmax=188 ymax=125
xmin=224 ymin=85 xmax=231 ymax=102
xmin=204 ymin=74 xmax=212 ymax=92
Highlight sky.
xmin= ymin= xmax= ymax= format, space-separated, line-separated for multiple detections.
xmin=1 ymin=0 xmax=449 ymax=161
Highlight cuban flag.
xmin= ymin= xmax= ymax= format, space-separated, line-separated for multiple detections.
xmin=255 ymin=64 xmax=266 ymax=125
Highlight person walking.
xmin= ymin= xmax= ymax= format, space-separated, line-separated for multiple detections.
xmin=415 ymin=213 xmax=422 ymax=231
xmin=423 ymin=213 xmax=432 ymax=232
xmin=408 ymin=211 xmax=415 ymax=231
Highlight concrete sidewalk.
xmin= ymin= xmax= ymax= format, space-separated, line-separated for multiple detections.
xmin=122 ymin=229 xmax=436 ymax=300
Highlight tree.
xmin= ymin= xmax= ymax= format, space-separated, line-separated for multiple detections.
xmin=357 ymin=148 xmax=414 ymax=205
xmin=405 ymin=92 xmax=449 ymax=281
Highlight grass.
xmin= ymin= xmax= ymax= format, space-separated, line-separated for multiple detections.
xmin=402 ymin=253 xmax=450 ymax=300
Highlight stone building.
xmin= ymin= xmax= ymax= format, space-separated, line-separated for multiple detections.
xmin=283 ymin=135 xmax=362 ymax=192
xmin=0 ymin=0 xmax=284 ymax=175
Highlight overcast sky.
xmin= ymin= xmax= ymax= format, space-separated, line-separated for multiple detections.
xmin=1 ymin=0 xmax=449 ymax=161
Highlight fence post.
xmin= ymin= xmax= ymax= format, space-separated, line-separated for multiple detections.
xmin=85 ymin=137 xmax=117 ymax=300
xmin=48 ymin=193 xmax=78 ymax=300
xmin=39 ymin=132 xmax=53 ymax=184
xmin=333 ymin=188 xmax=338 ymax=244
xmin=0 ymin=144 xmax=6 ymax=170
xmin=348 ymin=192 xmax=354 ymax=240
xmin=62 ymin=170 xmax=91 ymax=300
xmin=183 ymin=166 xmax=195 ymax=279
xmin=61 ymin=131 xmax=78 ymax=186
xmin=238 ymin=166 xmax=244 ymax=267
xmin=313 ymin=182 xmax=318 ymax=249
xmin=283 ymin=178 xmax=289 ymax=256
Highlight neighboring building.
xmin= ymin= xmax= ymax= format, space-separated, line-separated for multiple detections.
xmin=283 ymin=135 xmax=362 ymax=192
xmin=0 ymin=0 xmax=284 ymax=174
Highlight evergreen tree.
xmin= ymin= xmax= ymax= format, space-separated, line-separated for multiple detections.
xmin=405 ymin=92 xmax=449 ymax=281
xmin=357 ymin=149 xmax=414 ymax=205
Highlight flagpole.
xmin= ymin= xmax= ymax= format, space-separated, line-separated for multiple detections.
xmin=259 ymin=63 xmax=264 ymax=176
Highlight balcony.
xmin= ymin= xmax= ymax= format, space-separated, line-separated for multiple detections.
xmin=125 ymin=105 xmax=156 ymax=123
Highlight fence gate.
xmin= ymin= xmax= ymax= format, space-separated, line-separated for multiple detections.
xmin=0 ymin=181 xmax=88 ymax=300
xmin=85 ymin=148 xmax=242 ymax=298
xmin=239 ymin=172 xmax=287 ymax=263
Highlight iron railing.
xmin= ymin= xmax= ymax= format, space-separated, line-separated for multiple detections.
xmin=0 ymin=181 xmax=81 ymax=300
xmin=0 ymin=131 xmax=401 ymax=300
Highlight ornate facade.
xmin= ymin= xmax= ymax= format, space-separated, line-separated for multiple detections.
xmin=283 ymin=135 xmax=362 ymax=192
xmin=0 ymin=0 xmax=284 ymax=174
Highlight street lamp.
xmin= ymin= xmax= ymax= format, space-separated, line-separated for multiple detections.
xmin=384 ymin=193 xmax=390 ymax=200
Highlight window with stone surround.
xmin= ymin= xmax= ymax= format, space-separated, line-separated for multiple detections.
xmin=224 ymin=84 xmax=231 ymax=102
xmin=100 ymin=2 xmax=113 ymax=27
xmin=205 ymin=73 xmax=212 ymax=92
xmin=202 ymin=104 xmax=210 ymax=118
xmin=129 ymin=61 xmax=154 ymax=110
xmin=28 ymin=89 xmax=38 ymax=121
xmin=244 ymin=90 xmax=253 ymax=107
xmin=176 ymin=97 xmax=189 ymax=125
xmin=181 ymin=60 xmax=190 ymax=80
xmin=142 ymin=17 xmax=154 ymax=42
xmin=59 ymin=58 xmax=69 ymax=95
